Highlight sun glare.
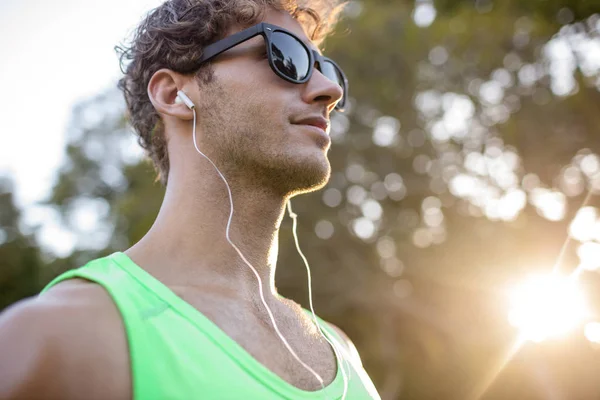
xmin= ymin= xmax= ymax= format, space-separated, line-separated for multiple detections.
xmin=584 ymin=322 xmax=600 ymax=343
xmin=508 ymin=274 xmax=590 ymax=342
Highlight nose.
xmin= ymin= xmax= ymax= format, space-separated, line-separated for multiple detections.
xmin=302 ymin=66 xmax=344 ymax=112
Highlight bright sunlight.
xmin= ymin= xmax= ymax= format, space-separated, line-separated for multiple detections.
xmin=507 ymin=274 xmax=590 ymax=343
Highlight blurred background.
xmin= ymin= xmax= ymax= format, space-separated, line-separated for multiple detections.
xmin=3 ymin=0 xmax=600 ymax=399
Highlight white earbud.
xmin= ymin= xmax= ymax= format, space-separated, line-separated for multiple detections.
xmin=176 ymin=90 xmax=195 ymax=110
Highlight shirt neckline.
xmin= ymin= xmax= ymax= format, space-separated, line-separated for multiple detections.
xmin=110 ymin=251 xmax=345 ymax=399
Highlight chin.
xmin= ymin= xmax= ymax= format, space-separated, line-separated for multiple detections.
xmin=267 ymin=151 xmax=331 ymax=197
xmin=290 ymin=157 xmax=331 ymax=195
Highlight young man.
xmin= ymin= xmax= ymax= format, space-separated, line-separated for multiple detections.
xmin=0 ymin=0 xmax=381 ymax=399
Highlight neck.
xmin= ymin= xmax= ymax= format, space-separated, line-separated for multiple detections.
xmin=125 ymin=163 xmax=290 ymax=308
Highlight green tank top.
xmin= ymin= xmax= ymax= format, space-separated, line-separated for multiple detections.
xmin=40 ymin=252 xmax=380 ymax=400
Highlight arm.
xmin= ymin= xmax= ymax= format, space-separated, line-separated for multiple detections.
xmin=0 ymin=283 xmax=131 ymax=400
xmin=0 ymin=299 xmax=63 ymax=400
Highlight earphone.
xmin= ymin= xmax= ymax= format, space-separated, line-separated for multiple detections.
xmin=175 ymin=90 xmax=195 ymax=109
xmin=175 ymin=89 xmax=350 ymax=398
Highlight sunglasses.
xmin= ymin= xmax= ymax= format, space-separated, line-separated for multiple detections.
xmin=196 ymin=22 xmax=349 ymax=111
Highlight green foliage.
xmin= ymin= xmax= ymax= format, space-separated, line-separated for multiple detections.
xmin=0 ymin=179 xmax=44 ymax=309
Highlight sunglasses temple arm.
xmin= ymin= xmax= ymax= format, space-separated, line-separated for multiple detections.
xmin=197 ymin=24 xmax=264 ymax=63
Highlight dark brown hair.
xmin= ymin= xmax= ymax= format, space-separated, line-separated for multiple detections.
xmin=115 ymin=0 xmax=346 ymax=186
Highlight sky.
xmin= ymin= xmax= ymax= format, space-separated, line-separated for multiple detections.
xmin=0 ymin=0 xmax=162 ymax=209
xmin=0 ymin=0 xmax=165 ymax=255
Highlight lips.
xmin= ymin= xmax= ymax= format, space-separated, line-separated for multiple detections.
xmin=293 ymin=116 xmax=329 ymax=133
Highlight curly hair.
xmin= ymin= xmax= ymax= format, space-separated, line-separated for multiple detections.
xmin=115 ymin=0 xmax=347 ymax=186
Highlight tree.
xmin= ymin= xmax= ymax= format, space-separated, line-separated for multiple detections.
xmin=0 ymin=177 xmax=44 ymax=310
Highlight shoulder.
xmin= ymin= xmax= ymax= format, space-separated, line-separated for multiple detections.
xmin=0 ymin=279 xmax=131 ymax=400
xmin=324 ymin=321 xmax=364 ymax=368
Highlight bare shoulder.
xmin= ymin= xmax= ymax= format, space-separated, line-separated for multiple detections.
xmin=0 ymin=279 xmax=131 ymax=400
xmin=325 ymin=321 xmax=364 ymax=368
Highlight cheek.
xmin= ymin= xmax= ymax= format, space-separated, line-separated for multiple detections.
xmin=232 ymin=85 xmax=290 ymax=135
xmin=216 ymin=63 xmax=296 ymax=144
xmin=225 ymin=62 xmax=293 ymax=112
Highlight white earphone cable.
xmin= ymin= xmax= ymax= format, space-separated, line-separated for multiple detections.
xmin=286 ymin=200 xmax=350 ymax=399
xmin=189 ymin=107 xmax=327 ymax=390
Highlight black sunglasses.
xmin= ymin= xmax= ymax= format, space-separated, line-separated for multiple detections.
xmin=196 ymin=22 xmax=349 ymax=111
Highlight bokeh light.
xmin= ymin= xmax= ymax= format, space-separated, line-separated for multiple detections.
xmin=569 ymin=206 xmax=598 ymax=241
xmin=412 ymin=1 xmax=436 ymax=28
xmin=578 ymin=241 xmax=600 ymax=267
xmin=315 ymin=220 xmax=334 ymax=240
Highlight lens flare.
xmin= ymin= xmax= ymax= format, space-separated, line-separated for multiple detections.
xmin=584 ymin=322 xmax=600 ymax=343
xmin=507 ymin=274 xmax=589 ymax=342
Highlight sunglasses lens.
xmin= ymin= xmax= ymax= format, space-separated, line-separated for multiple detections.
xmin=321 ymin=61 xmax=341 ymax=86
xmin=322 ymin=61 xmax=347 ymax=109
xmin=270 ymin=31 xmax=310 ymax=81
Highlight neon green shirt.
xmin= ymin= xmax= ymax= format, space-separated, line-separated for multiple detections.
xmin=40 ymin=252 xmax=380 ymax=400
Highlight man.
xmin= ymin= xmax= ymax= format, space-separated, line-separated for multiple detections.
xmin=0 ymin=0 xmax=381 ymax=399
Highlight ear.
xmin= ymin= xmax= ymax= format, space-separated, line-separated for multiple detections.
xmin=147 ymin=68 xmax=195 ymax=121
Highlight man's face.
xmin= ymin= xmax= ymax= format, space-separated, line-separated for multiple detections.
xmin=193 ymin=8 xmax=344 ymax=197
